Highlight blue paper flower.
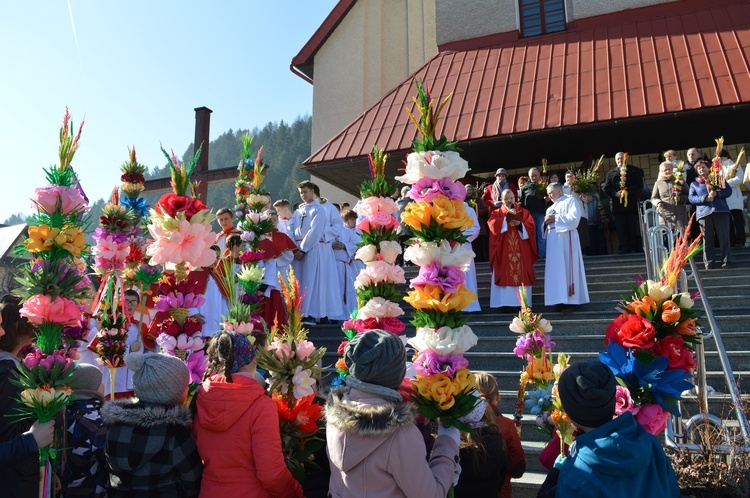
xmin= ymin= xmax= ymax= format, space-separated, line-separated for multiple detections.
xmin=121 ymin=197 xmax=150 ymax=218
xmin=524 ymin=384 xmax=554 ymax=415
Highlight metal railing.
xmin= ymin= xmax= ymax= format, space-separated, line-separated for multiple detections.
xmin=637 ymin=201 xmax=750 ymax=451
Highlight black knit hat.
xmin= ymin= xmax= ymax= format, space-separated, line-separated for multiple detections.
xmin=558 ymin=361 xmax=616 ymax=428
xmin=344 ymin=329 xmax=406 ymax=390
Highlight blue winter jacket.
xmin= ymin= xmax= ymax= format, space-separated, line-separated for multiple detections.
xmin=555 ymin=412 xmax=680 ymax=498
xmin=688 ymin=179 xmax=732 ymax=220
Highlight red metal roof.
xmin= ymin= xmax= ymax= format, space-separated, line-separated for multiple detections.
xmin=304 ymin=0 xmax=750 ymax=167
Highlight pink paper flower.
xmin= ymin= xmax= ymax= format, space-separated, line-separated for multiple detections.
xmin=269 ymin=338 xmax=294 ymax=361
xmin=147 ymin=218 xmax=217 ymax=269
xmin=614 ymin=385 xmax=640 ymax=416
xmin=186 ymin=350 xmax=208 ymax=383
xmin=20 ymin=295 xmax=82 ymax=326
xmin=411 ymin=261 xmax=467 ymax=293
xmin=356 ymin=214 xmax=399 ymax=233
xmin=413 ymin=350 xmax=468 ymax=377
xmin=634 ymin=403 xmax=670 ymax=435
xmin=407 ymin=177 xmax=467 ymax=203
xmin=356 ymin=196 xmax=398 ymax=218
xmin=295 ymin=340 xmax=316 ymax=360
xmin=355 ymin=261 xmax=406 ymax=287
xmin=32 ymin=184 xmax=88 ymax=215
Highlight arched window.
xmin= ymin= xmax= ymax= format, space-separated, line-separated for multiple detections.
xmin=519 ymin=0 xmax=566 ymax=37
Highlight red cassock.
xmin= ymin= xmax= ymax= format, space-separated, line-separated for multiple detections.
xmin=258 ymin=230 xmax=297 ymax=328
xmin=487 ymin=205 xmax=538 ymax=287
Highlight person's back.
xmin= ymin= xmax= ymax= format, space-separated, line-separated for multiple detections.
xmin=554 ymin=411 xmax=679 ymax=498
xmin=102 ymin=352 xmax=202 ymax=497
xmin=537 ymin=361 xmax=680 ymax=498
xmin=193 ymin=331 xmax=302 ymax=498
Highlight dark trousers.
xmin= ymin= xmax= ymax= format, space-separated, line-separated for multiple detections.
xmin=729 ymin=209 xmax=746 ymax=247
xmin=699 ymin=212 xmax=731 ymax=268
xmin=614 ymin=211 xmax=641 ymax=254
xmin=587 ymin=224 xmax=608 ymax=255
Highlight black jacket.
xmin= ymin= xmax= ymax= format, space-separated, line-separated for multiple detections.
xmin=519 ymin=182 xmax=548 ymax=215
xmin=604 ymin=165 xmax=645 ymax=213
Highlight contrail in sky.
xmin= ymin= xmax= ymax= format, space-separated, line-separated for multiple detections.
xmin=67 ymin=0 xmax=82 ymax=62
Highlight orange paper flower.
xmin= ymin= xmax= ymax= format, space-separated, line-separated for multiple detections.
xmin=674 ymin=317 xmax=696 ymax=336
xmin=404 ymin=284 xmax=477 ymax=313
xmin=626 ymin=295 xmax=657 ymax=316
xmin=414 ymin=373 xmax=459 ymax=410
xmin=401 ymin=201 xmax=432 ymax=231
xmin=660 ymin=300 xmax=681 ymax=324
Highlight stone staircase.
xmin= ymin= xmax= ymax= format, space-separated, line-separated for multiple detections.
xmin=307 ymin=246 xmax=750 ymax=498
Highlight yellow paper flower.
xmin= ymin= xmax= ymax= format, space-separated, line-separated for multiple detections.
xmin=526 ymin=355 xmax=553 ymax=383
xmin=60 ymin=226 xmax=87 ymax=256
xmin=26 ymin=225 xmax=56 ymax=253
xmin=404 ymin=284 xmax=477 ymax=313
xmin=415 ymin=373 xmax=458 ymax=410
xmin=401 ymin=201 xmax=432 ymax=231
xmin=431 ymin=195 xmax=473 ymax=230
xmin=25 ymin=224 xmax=87 ymax=256
xmin=452 ymin=367 xmax=476 ymax=393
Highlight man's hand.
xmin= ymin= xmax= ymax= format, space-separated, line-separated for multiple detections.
xmin=294 ymin=250 xmax=305 ymax=260
xmin=707 ymin=190 xmax=716 ymax=201
xmin=510 ymin=219 xmax=521 ymax=227
xmin=332 ymin=241 xmax=345 ymax=250
xmin=544 ymin=214 xmax=555 ymax=225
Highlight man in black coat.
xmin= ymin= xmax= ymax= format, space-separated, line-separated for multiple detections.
xmin=604 ymin=152 xmax=645 ymax=254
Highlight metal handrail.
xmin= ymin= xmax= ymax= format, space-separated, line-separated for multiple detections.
xmin=638 ymin=201 xmax=750 ymax=449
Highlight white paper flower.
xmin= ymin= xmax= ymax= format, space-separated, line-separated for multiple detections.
xmin=538 ymin=318 xmax=553 ymax=333
xmin=674 ymin=292 xmax=694 ymax=309
xmin=641 ymin=280 xmax=674 ymax=302
xmin=408 ymin=325 xmax=478 ymax=355
xmin=355 ymin=244 xmax=377 ymax=263
xmin=395 ymin=150 xmax=470 ymax=184
xmin=509 ymin=317 xmax=526 ymax=334
xmin=378 ymin=240 xmax=402 ymax=264
xmin=403 ymin=240 xmax=474 ymax=270
xmin=357 ymin=297 xmax=404 ymax=319
xmin=237 ymin=265 xmax=264 ymax=283
xmin=292 ymin=366 xmax=316 ymax=399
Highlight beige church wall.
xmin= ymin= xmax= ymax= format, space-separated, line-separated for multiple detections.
xmin=310 ymin=177 xmax=360 ymax=208
xmin=435 ymin=0 xmax=517 ymax=46
xmin=311 ymin=0 xmax=437 ymax=152
xmin=568 ymin=0 xmax=678 ymax=20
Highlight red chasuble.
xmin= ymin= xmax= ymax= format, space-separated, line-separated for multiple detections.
xmin=487 ymin=204 xmax=538 ymax=287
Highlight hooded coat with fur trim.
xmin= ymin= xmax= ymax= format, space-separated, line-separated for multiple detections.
xmin=325 ymin=387 xmax=458 ymax=498
xmin=101 ymin=400 xmax=202 ymax=498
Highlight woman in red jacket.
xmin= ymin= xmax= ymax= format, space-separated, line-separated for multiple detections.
xmin=192 ymin=331 xmax=302 ymax=498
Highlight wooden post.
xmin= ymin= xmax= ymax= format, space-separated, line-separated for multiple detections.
xmin=193 ymin=107 xmax=212 ymax=200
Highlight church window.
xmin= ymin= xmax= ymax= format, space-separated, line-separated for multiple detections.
xmin=519 ymin=0 xmax=566 ymax=37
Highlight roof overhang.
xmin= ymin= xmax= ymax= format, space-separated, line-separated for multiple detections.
xmin=302 ymin=0 xmax=750 ymax=191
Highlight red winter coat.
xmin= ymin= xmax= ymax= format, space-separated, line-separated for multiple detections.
xmin=193 ymin=374 xmax=302 ymax=498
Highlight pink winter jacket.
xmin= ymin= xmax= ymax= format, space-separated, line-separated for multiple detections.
xmin=192 ymin=374 xmax=302 ymax=498
xmin=325 ymin=387 xmax=459 ymax=498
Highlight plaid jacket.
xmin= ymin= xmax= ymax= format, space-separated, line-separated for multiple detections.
xmin=62 ymin=398 xmax=108 ymax=497
xmin=101 ymin=400 xmax=202 ymax=498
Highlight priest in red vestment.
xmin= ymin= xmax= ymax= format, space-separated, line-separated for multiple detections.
xmin=487 ymin=188 xmax=537 ymax=309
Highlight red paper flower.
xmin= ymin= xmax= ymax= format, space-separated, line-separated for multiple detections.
xmin=275 ymin=394 xmax=323 ymax=434
xmin=605 ymin=314 xmax=656 ymax=350
xmin=652 ymin=335 xmax=696 ymax=372
xmin=337 ymin=341 xmax=349 ymax=355
xmin=155 ymin=194 xmax=208 ymax=220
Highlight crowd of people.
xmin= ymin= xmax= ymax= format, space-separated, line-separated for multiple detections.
xmin=1 ymin=147 xmax=745 ymax=497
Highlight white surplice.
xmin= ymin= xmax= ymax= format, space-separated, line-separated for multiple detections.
xmin=198 ymin=273 xmax=229 ymax=337
xmin=463 ymin=202 xmax=481 ymax=312
xmin=331 ymin=225 xmax=364 ymax=321
xmin=544 ymin=195 xmax=590 ymax=306
xmin=289 ymin=199 xmax=343 ymax=319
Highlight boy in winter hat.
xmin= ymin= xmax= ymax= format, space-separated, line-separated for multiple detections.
xmin=61 ymin=364 xmax=108 ymax=497
xmin=537 ymin=360 xmax=680 ymax=498
xmin=101 ymin=352 xmax=202 ymax=497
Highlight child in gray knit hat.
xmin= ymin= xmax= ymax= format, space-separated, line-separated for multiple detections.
xmin=326 ymin=329 xmax=460 ymax=498
xmin=101 ymin=352 xmax=202 ymax=497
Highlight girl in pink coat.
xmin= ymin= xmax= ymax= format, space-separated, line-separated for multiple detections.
xmin=192 ymin=331 xmax=302 ymax=498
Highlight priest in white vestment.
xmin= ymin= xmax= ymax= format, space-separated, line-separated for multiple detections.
xmin=331 ymin=210 xmax=363 ymax=321
xmin=289 ymin=182 xmax=343 ymax=323
xmin=543 ymin=183 xmax=590 ymax=310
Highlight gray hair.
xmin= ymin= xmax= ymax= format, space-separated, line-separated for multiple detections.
xmin=546 ymin=182 xmax=563 ymax=194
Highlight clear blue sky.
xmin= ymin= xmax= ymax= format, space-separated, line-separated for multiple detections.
xmin=0 ymin=1 xmax=338 ymax=223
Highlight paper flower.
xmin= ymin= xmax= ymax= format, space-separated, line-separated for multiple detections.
xmin=32 ymin=184 xmax=88 ymax=215
xmin=404 ymin=284 xmax=477 ymax=313
xmin=407 ymin=177 xmax=467 ymax=203
xmin=357 ymin=297 xmax=404 ymax=319
xmin=410 ymin=261 xmax=467 ymax=294
xmin=408 ymin=325 xmax=478 ymax=356
xmin=634 ymin=403 xmax=670 ymax=435
xmin=20 ymin=295 xmax=82 ymax=326
xmin=354 ymin=261 xmax=406 ymax=288
xmin=378 ymin=241 xmax=402 ymax=264
xmin=614 ymin=385 xmax=639 ymax=417
xmin=413 ymin=350 xmax=469 ymax=377
xmin=355 ymin=244 xmax=377 ymax=263
xmin=291 ymin=366 xmax=316 ymax=399
xmin=403 ymin=240 xmax=474 ymax=270
xmin=146 ymin=218 xmax=216 ymax=268
xmin=395 ymin=150 xmax=470 ymax=184
xmin=356 ymin=196 xmax=398 ymax=218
